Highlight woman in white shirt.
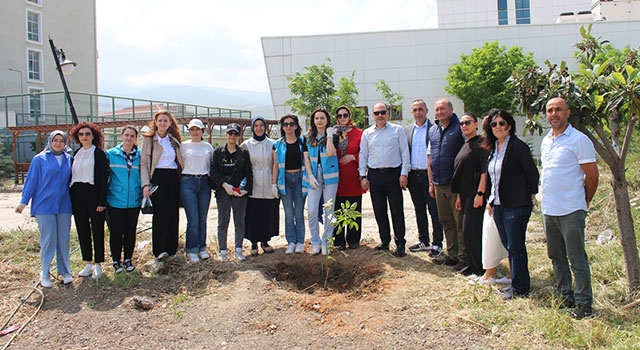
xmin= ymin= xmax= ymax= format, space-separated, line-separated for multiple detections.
xmin=241 ymin=117 xmax=278 ymax=255
xmin=69 ymin=122 xmax=108 ymax=279
xmin=141 ymin=111 xmax=184 ymax=263
xmin=180 ymin=119 xmax=214 ymax=263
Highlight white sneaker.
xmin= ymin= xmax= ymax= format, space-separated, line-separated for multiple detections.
xmin=188 ymin=253 xmax=200 ymax=263
xmin=62 ymin=274 xmax=73 ymax=285
xmin=157 ymin=252 xmax=169 ymax=261
xmin=235 ymin=248 xmax=246 ymax=262
xmin=321 ymin=245 xmax=328 ymax=256
xmin=40 ymin=275 xmax=52 ymax=288
xmin=218 ymin=250 xmax=228 ymax=261
xmin=311 ymin=244 xmax=321 ymax=255
xmin=92 ymin=264 xmax=102 ymax=279
xmin=78 ymin=264 xmax=93 ymax=277
xmin=495 ymin=277 xmax=512 ymax=284
xmin=285 ymin=243 xmax=295 ymax=255
xmin=199 ymin=251 xmax=210 ymax=260
xmin=295 ymin=243 xmax=304 ymax=254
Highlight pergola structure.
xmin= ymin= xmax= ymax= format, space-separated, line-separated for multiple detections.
xmin=7 ymin=116 xmax=279 ymax=184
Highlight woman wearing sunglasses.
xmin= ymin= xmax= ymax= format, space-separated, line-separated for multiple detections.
xmin=332 ymin=105 xmax=364 ymax=250
xmin=450 ymin=113 xmax=489 ymax=277
xmin=69 ymin=122 xmax=108 ymax=279
xmin=304 ymin=107 xmax=339 ymax=255
xmin=482 ymin=109 xmax=539 ymax=300
xmin=272 ymin=115 xmax=311 ymax=255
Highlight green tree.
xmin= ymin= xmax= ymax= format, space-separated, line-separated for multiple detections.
xmin=511 ymin=25 xmax=640 ymax=289
xmin=285 ymin=59 xmax=363 ymax=127
xmin=374 ymin=79 xmax=404 ymax=119
xmin=445 ymin=41 xmax=536 ymax=115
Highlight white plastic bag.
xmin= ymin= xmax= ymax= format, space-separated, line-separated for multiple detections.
xmin=482 ymin=209 xmax=508 ymax=269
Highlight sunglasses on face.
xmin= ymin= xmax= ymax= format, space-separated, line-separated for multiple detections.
xmin=373 ymin=110 xmax=387 ymax=116
xmin=337 ymin=113 xmax=350 ymax=119
xmin=490 ymin=120 xmax=508 ymax=128
xmin=460 ymin=120 xmax=474 ymax=126
xmin=78 ymin=131 xmax=92 ymax=137
xmin=227 ymin=131 xmax=239 ymax=136
xmin=282 ymin=122 xmax=296 ymax=127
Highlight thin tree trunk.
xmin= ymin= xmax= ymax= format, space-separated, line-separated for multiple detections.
xmin=609 ymin=162 xmax=640 ymax=289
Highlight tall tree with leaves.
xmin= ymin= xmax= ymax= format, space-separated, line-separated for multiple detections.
xmin=511 ymin=25 xmax=640 ymax=289
xmin=285 ymin=59 xmax=363 ymax=127
xmin=445 ymin=41 xmax=536 ymax=115
xmin=375 ymin=79 xmax=404 ymax=119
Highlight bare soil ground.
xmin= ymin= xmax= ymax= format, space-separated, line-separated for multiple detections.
xmin=1 ymin=189 xmax=547 ymax=349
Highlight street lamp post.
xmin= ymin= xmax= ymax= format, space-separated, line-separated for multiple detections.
xmin=48 ymin=36 xmax=79 ymax=124
xmin=7 ymin=68 xmax=25 ymax=117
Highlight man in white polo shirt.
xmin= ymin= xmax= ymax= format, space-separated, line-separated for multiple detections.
xmin=541 ymin=97 xmax=599 ymax=319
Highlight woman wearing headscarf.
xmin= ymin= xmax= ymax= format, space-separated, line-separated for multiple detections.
xmin=141 ymin=110 xmax=184 ymax=263
xmin=483 ymin=108 xmax=539 ymax=299
xmin=106 ymin=126 xmax=142 ymax=273
xmin=241 ymin=116 xmax=279 ymax=255
xmin=69 ymin=122 xmax=108 ymax=279
xmin=331 ymin=105 xmax=364 ymax=250
xmin=16 ymin=131 xmax=73 ymax=288
xmin=180 ymin=119 xmax=214 ymax=263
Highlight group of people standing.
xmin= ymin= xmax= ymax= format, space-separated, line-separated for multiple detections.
xmin=17 ymin=97 xmax=599 ymax=319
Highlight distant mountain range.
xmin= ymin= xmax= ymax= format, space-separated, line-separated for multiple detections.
xmin=101 ymin=85 xmax=276 ymax=118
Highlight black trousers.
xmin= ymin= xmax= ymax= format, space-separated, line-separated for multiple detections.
xmin=71 ymin=182 xmax=105 ymax=263
xmin=407 ymin=170 xmax=443 ymax=247
xmin=107 ymin=207 xmax=139 ymax=262
xmin=332 ymin=195 xmax=362 ymax=248
xmin=150 ymin=168 xmax=180 ymax=257
xmin=368 ymin=167 xmax=406 ymax=248
xmin=460 ymin=194 xmax=486 ymax=275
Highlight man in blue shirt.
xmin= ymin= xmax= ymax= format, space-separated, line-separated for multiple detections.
xmin=359 ymin=102 xmax=411 ymax=257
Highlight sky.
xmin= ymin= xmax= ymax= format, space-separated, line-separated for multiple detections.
xmin=96 ymin=0 xmax=438 ymax=95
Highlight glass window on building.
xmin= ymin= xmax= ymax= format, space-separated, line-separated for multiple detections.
xmin=497 ymin=0 xmax=508 ymax=25
xmin=28 ymin=50 xmax=42 ymax=81
xmin=27 ymin=11 xmax=40 ymax=42
xmin=515 ymin=0 xmax=531 ymax=24
xmin=26 ymin=0 xmax=42 ymax=5
xmin=29 ymin=87 xmax=44 ymax=120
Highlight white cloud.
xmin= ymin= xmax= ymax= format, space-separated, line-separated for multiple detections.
xmin=96 ymin=0 xmax=438 ymax=93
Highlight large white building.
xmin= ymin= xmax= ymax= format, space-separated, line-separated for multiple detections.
xmin=0 ymin=0 xmax=97 ymax=123
xmin=262 ymin=0 xmax=640 ymax=143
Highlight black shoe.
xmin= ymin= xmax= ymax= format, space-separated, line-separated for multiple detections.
xmin=123 ymin=259 xmax=135 ymax=272
xmin=428 ymin=245 xmax=443 ymax=257
xmin=374 ymin=243 xmax=389 ymax=251
xmin=336 ymin=245 xmax=347 ymax=251
xmin=348 ymin=243 xmax=360 ymax=250
xmin=394 ymin=246 xmax=406 ymax=257
xmin=433 ymin=256 xmax=457 ymax=266
xmin=559 ymin=297 xmax=575 ymax=309
xmin=408 ymin=242 xmax=431 ymax=252
xmin=113 ymin=261 xmax=123 ymax=273
xmin=570 ymin=304 xmax=594 ymax=319
xmin=458 ymin=265 xmax=472 ymax=276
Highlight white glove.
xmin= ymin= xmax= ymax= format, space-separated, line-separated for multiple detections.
xmin=326 ymin=126 xmax=336 ymax=138
xmin=309 ymin=175 xmax=319 ymax=190
xmin=271 ymin=184 xmax=279 ymax=198
xmin=222 ymin=182 xmax=235 ymax=196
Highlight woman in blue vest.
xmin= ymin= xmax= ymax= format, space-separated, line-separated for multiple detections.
xmin=16 ymin=130 xmax=73 ymax=288
xmin=106 ymin=125 xmax=142 ymax=273
xmin=272 ymin=114 xmax=310 ymax=255
xmin=304 ymin=108 xmax=339 ymax=255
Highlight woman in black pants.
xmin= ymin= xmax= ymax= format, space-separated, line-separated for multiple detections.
xmin=140 ymin=111 xmax=183 ymax=264
xmin=70 ymin=122 xmax=108 ymax=279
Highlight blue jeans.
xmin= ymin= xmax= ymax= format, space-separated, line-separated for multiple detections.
xmin=307 ymin=166 xmax=338 ymax=246
xmin=180 ymin=175 xmax=212 ymax=254
xmin=543 ymin=210 xmax=592 ymax=307
xmin=36 ymin=213 xmax=72 ymax=277
xmin=493 ymin=205 xmax=532 ymax=296
xmin=281 ymin=171 xmax=306 ymax=244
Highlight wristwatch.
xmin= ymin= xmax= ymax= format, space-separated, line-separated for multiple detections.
xmin=476 ymin=191 xmax=485 ymax=196
xmin=360 ymin=176 xmax=367 ymax=180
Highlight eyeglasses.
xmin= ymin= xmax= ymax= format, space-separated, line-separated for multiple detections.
xmin=460 ymin=120 xmax=474 ymax=126
xmin=227 ymin=131 xmax=239 ymax=136
xmin=337 ymin=113 xmax=349 ymax=119
xmin=490 ymin=120 xmax=508 ymax=128
xmin=78 ymin=132 xmax=92 ymax=137
xmin=282 ymin=122 xmax=296 ymax=127
xmin=373 ymin=110 xmax=387 ymax=116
